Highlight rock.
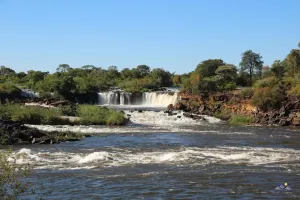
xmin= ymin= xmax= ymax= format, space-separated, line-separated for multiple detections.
xmin=279 ymin=119 xmax=291 ymax=126
xmin=0 ymin=119 xmax=56 ymax=145
xmin=198 ymin=105 xmax=205 ymax=114
xmin=183 ymin=112 xmax=193 ymax=118
xmin=126 ymin=114 xmax=131 ymax=117
xmin=138 ymin=110 xmax=143 ymax=113
xmin=174 ymin=103 xmax=187 ymax=111
xmin=167 ymin=104 xmax=174 ymax=110
xmin=177 ymin=116 xmax=181 ymax=118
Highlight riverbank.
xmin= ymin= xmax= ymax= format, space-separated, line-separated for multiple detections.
xmin=0 ymin=119 xmax=89 ymax=145
xmin=0 ymin=103 xmax=128 ymax=145
xmin=173 ymin=91 xmax=300 ymax=126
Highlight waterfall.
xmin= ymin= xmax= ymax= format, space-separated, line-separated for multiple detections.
xmin=98 ymin=92 xmax=119 ymax=105
xmin=142 ymin=92 xmax=178 ymax=106
xmin=98 ymin=91 xmax=177 ymax=106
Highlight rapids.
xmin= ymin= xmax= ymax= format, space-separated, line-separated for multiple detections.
xmin=6 ymin=109 xmax=300 ymax=199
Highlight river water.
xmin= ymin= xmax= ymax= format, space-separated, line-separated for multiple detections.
xmin=13 ymin=110 xmax=300 ymax=199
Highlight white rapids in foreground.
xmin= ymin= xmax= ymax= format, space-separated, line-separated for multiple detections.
xmin=11 ymin=146 xmax=300 ymax=170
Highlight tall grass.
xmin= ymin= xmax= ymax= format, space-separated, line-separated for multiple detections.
xmin=77 ymin=105 xmax=127 ymax=125
xmin=0 ymin=103 xmax=69 ymax=125
xmin=229 ymin=114 xmax=255 ymax=125
xmin=0 ymin=103 xmax=127 ymax=125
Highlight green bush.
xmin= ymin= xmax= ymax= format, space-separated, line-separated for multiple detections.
xmin=229 ymin=114 xmax=255 ymax=125
xmin=0 ymin=83 xmax=20 ymax=96
xmin=253 ymin=76 xmax=278 ymax=88
xmin=214 ymin=108 xmax=232 ymax=120
xmin=77 ymin=105 xmax=127 ymax=125
xmin=288 ymin=84 xmax=300 ymax=97
xmin=238 ymin=87 xmax=253 ymax=99
xmin=0 ymin=150 xmax=31 ymax=199
xmin=58 ymin=104 xmax=78 ymax=116
xmin=0 ymin=104 xmax=70 ymax=125
xmin=251 ymin=86 xmax=285 ymax=111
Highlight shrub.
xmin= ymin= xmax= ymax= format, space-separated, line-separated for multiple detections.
xmin=253 ymin=76 xmax=278 ymax=88
xmin=58 ymin=104 xmax=78 ymax=116
xmin=238 ymin=88 xmax=253 ymax=99
xmin=288 ymin=84 xmax=300 ymax=97
xmin=0 ymin=150 xmax=31 ymax=199
xmin=251 ymin=86 xmax=285 ymax=111
xmin=77 ymin=105 xmax=127 ymax=125
xmin=0 ymin=104 xmax=70 ymax=125
xmin=229 ymin=114 xmax=255 ymax=125
xmin=214 ymin=108 xmax=232 ymax=120
xmin=0 ymin=83 xmax=20 ymax=96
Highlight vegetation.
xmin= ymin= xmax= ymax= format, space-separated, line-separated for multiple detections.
xmin=77 ymin=105 xmax=127 ymax=125
xmin=0 ymin=150 xmax=31 ymax=200
xmin=0 ymin=103 xmax=127 ymax=126
xmin=229 ymin=114 xmax=256 ymax=125
xmin=1 ymin=42 xmax=300 ymax=115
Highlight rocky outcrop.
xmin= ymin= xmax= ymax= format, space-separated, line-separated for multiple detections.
xmin=0 ymin=119 xmax=58 ymax=145
xmin=175 ymin=91 xmax=300 ymax=126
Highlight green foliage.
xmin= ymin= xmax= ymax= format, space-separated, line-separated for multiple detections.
xmin=240 ymin=50 xmax=264 ymax=85
xmin=197 ymin=77 xmax=218 ymax=92
xmin=150 ymin=68 xmax=172 ymax=87
xmin=229 ymin=114 xmax=255 ymax=125
xmin=58 ymin=104 xmax=78 ymax=116
xmin=195 ymin=59 xmax=225 ymax=78
xmin=287 ymin=49 xmax=300 ymax=76
xmin=118 ymin=77 xmax=157 ymax=92
xmin=288 ymin=84 xmax=300 ymax=97
xmin=238 ymin=88 xmax=253 ymax=99
xmin=253 ymin=76 xmax=278 ymax=88
xmin=271 ymin=60 xmax=286 ymax=78
xmin=214 ymin=108 xmax=232 ymax=120
xmin=0 ymin=150 xmax=31 ymax=199
xmin=0 ymin=83 xmax=20 ymax=96
xmin=251 ymin=86 xmax=285 ymax=111
xmin=77 ymin=105 xmax=127 ymax=125
xmin=0 ymin=104 xmax=68 ymax=125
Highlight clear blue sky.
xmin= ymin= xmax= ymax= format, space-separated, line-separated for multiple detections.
xmin=0 ymin=0 xmax=299 ymax=74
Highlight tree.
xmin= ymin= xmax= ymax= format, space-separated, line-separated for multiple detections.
xmin=287 ymin=49 xmax=300 ymax=76
xmin=0 ymin=66 xmax=15 ymax=75
xmin=240 ymin=50 xmax=264 ymax=86
xmin=214 ymin=65 xmax=237 ymax=91
xmin=195 ymin=59 xmax=225 ymax=78
xmin=81 ymin=65 xmax=96 ymax=70
xmin=298 ymin=42 xmax=300 ymax=49
xmin=136 ymin=65 xmax=150 ymax=77
xmin=56 ymin=64 xmax=71 ymax=73
xmin=150 ymin=68 xmax=172 ymax=87
xmin=271 ymin=60 xmax=286 ymax=79
xmin=26 ymin=70 xmax=49 ymax=89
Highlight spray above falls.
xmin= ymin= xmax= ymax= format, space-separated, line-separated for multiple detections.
xmin=98 ymin=91 xmax=178 ymax=106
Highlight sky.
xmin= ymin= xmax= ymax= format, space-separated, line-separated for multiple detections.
xmin=0 ymin=0 xmax=299 ymax=74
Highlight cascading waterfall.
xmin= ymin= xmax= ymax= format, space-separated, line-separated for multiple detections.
xmin=98 ymin=91 xmax=178 ymax=106
xmin=142 ymin=92 xmax=178 ymax=106
xmin=98 ymin=92 xmax=119 ymax=105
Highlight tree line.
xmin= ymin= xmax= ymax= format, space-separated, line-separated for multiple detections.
xmin=1 ymin=43 xmax=300 ymax=105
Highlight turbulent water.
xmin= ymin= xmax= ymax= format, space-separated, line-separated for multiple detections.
xmin=98 ymin=91 xmax=178 ymax=106
xmin=8 ymin=109 xmax=300 ymax=199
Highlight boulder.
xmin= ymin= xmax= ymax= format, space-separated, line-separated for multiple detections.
xmin=167 ymin=104 xmax=174 ymax=110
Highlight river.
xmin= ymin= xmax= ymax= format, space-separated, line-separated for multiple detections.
xmin=13 ymin=109 xmax=300 ymax=199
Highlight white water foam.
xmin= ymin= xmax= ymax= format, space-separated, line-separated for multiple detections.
xmin=12 ymin=146 xmax=300 ymax=171
xmin=26 ymin=110 xmax=225 ymax=134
